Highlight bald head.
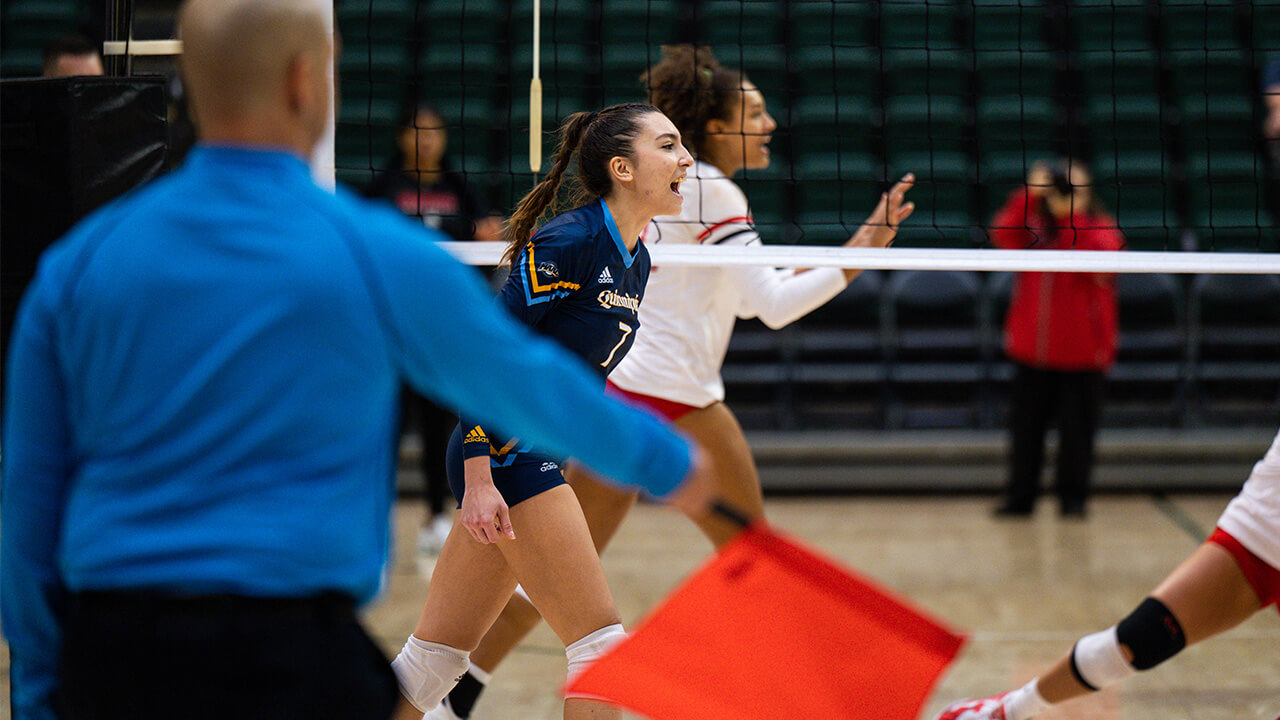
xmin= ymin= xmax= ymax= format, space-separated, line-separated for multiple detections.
xmin=178 ymin=0 xmax=332 ymax=154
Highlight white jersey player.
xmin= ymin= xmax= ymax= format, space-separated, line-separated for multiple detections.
xmin=935 ymin=428 xmax=1280 ymax=720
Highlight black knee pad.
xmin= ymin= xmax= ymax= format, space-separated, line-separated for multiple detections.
xmin=1116 ymin=597 xmax=1186 ymax=670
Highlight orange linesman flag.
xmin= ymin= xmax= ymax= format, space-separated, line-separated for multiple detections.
xmin=565 ymin=521 xmax=966 ymax=720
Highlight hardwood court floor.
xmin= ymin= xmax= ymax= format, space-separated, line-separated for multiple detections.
xmin=2 ymin=496 xmax=1275 ymax=718
xmin=369 ymin=495 xmax=1280 ymax=720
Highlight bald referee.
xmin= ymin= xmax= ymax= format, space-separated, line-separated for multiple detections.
xmin=0 ymin=1 xmax=712 ymax=719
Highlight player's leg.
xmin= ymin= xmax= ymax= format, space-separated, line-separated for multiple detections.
xmin=391 ymin=521 xmax=519 ymax=720
xmin=429 ymin=464 xmax=637 ymax=719
xmin=997 ymin=362 xmax=1052 ymax=515
xmin=935 ymin=539 xmax=1267 ymax=720
xmin=497 ymin=483 xmax=626 ymax=720
xmin=672 ymin=400 xmax=764 ymax=547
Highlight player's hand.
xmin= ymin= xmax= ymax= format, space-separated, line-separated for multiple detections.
xmin=460 ymin=457 xmax=515 ymax=543
xmin=849 ymin=173 xmax=915 ymax=250
xmin=1027 ymin=162 xmax=1053 ymax=198
xmin=666 ymin=446 xmax=715 ymax=518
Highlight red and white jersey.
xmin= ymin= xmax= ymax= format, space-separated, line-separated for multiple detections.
xmin=1218 ymin=428 xmax=1280 ymax=572
xmin=608 ymin=161 xmax=846 ymax=407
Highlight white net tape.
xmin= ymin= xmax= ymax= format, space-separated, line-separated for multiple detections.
xmin=438 ymin=242 xmax=1280 ymax=275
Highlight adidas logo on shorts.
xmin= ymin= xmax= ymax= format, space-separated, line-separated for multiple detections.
xmin=597 ymin=267 xmax=613 ymax=285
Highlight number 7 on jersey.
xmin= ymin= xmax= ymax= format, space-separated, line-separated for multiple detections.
xmin=601 ymin=322 xmax=633 ymax=368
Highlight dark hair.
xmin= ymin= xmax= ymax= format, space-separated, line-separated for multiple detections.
xmin=397 ymin=102 xmax=442 ymax=135
xmin=501 ymin=102 xmax=660 ymax=266
xmin=42 ymin=35 xmax=99 ymax=69
xmin=642 ymin=45 xmax=745 ymax=158
xmin=1048 ymin=157 xmax=1104 ymax=217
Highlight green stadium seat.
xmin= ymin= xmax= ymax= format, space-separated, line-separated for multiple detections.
xmin=1071 ymin=0 xmax=1151 ymax=52
xmin=709 ymin=45 xmax=789 ymax=99
xmin=789 ymin=1 xmax=873 ymax=50
xmin=737 ymin=163 xmax=790 ymax=231
xmin=512 ymin=0 xmax=594 ymax=48
xmin=1077 ymin=48 xmax=1160 ymax=98
xmin=339 ymin=43 xmax=409 ymax=104
xmin=793 ymin=212 xmax=860 ymax=245
xmin=882 ymin=95 xmax=969 ymax=158
xmin=1254 ymin=2 xmax=1280 ymax=54
xmin=794 ymin=45 xmax=877 ymax=101
xmin=1183 ymin=152 xmax=1272 ymax=247
xmin=1167 ymin=48 xmax=1253 ymax=98
xmin=423 ymin=0 xmax=505 ymax=46
xmin=1175 ymin=94 xmax=1257 ymax=158
xmin=1107 ymin=273 xmax=1190 ymax=426
xmin=973 ymin=49 xmax=1055 ymax=98
xmin=884 ymin=269 xmax=986 ymax=428
xmin=335 ymin=0 xmax=414 ymax=43
xmin=1090 ymin=152 xmax=1179 ymax=250
xmin=338 ymin=96 xmax=400 ymax=128
xmin=791 ymin=271 xmax=888 ymax=429
xmin=0 ymin=47 xmax=43 ymax=78
xmin=696 ymin=0 xmax=783 ymax=47
xmin=1086 ymin=94 xmax=1165 ymax=155
xmin=888 ymin=152 xmax=975 ymax=247
xmin=975 ymin=95 xmax=1057 ymax=165
xmin=1158 ymin=0 xmax=1240 ymax=52
xmin=601 ymin=44 xmax=656 ymax=106
xmin=510 ymin=43 xmax=595 ymax=106
xmin=790 ymin=95 xmax=874 ymax=159
xmin=883 ymin=49 xmax=969 ymax=97
xmin=1189 ymin=274 xmax=1280 ymax=425
xmin=599 ymin=0 xmax=680 ymax=46
xmin=415 ymin=43 xmax=505 ymax=125
xmin=878 ymin=0 xmax=961 ymax=52
xmin=3 ymin=0 xmax=87 ymax=56
xmin=968 ymin=0 xmax=1047 ymax=52
xmin=795 ymin=153 xmax=882 ymax=219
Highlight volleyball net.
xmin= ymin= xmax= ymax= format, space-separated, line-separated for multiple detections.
xmin=4 ymin=0 xmax=1278 ymax=429
xmin=330 ymin=0 xmax=1280 ymax=259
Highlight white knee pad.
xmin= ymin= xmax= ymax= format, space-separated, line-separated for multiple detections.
xmin=564 ymin=623 xmax=627 ymax=696
xmin=1070 ymin=626 xmax=1135 ymax=691
xmin=391 ymin=635 xmax=469 ymax=712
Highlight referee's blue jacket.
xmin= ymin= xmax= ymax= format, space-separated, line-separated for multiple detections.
xmin=1 ymin=145 xmax=693 ymax=720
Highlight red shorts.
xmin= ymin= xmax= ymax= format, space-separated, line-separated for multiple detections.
xmin=605 ymin=381 xmax=701 ymax=422
xmin=1208 ymin=527 xmax=1280 ymax=612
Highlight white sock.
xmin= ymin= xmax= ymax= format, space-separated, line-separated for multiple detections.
xmin=1003 ymin=679 xmax=1050 ymax=720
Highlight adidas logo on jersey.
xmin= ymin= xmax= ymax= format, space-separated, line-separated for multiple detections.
xmin=597 ymin=267 xmax=613 ymax=285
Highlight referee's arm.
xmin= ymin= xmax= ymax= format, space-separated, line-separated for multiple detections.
xmin=2 ymin=250 xmax=76 ymax=720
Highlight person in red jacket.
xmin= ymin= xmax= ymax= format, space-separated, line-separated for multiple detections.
xmin=991 ymin=159 xmax=1125 ymax=518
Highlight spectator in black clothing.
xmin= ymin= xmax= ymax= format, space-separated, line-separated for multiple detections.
xmin=365 ymin=103 xmax=504 ymax=556
xmin=366 ymin=104 xmax=503 ymax=243
xmin=43 ymin=35 xmax=104 ymax=77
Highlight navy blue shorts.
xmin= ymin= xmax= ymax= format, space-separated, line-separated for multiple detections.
xmin=445 ymin=424 xmax=567 ymax=508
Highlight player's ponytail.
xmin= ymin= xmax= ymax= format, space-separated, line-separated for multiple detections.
xmin=642 ymin=45 xmax=743 ymax=159
xmin=502 ymin=102 xmax=661 ymax=266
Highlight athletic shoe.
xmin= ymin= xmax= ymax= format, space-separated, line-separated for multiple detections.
xmin=934 ymin=694 xmax=1010 ymax=720
xmin=416 ymin=515 xmax=452 ymax=557
xmin=422 ymin=698 xmax=463 ymax=720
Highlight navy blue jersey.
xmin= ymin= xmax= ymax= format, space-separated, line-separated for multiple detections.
xmin=463 ymin=199 xmax=649 ymax=464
